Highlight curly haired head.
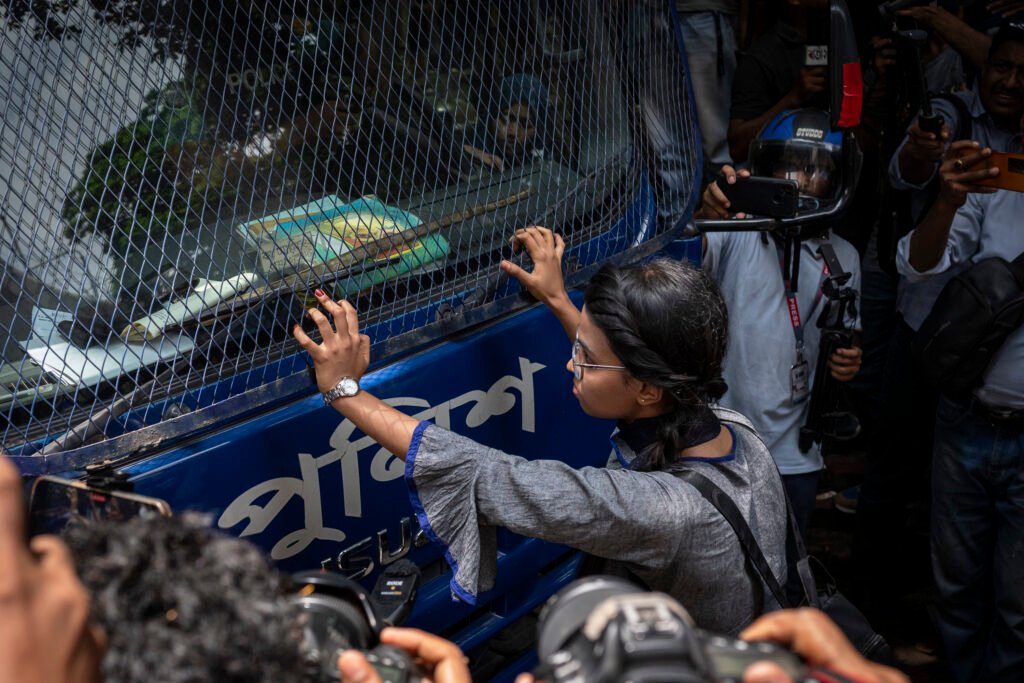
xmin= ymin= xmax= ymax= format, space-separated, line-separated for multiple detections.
xmin=65 ymin=514 xmax=306 ymax=683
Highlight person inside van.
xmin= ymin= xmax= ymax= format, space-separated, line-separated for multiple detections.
xmin=293 ymin=229 xmax=788 ymax=636
xmin=462 ymin=74 xmax=551 ymax=172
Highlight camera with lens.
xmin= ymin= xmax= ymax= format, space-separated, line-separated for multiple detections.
xmin=292 ymin=561 xmax=424 ymax=683
xmin=535 ymin=577 xmax=822 ymax=683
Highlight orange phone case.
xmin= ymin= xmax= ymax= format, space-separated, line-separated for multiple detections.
xmin=965 ymin=151 xmax=1024 ymax=193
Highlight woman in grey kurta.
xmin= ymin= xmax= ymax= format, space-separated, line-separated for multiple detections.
xmin=295 ymin=228 xmax=789 ymax=636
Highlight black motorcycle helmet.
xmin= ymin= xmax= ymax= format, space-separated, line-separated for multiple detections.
xmin=749 ymin=107 xmax=862 ymax=237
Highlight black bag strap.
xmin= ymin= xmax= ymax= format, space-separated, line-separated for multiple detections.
xmin=784 ymin=504 xmax=821 ymax=609
xmin=682 ymin=416 xmax=823 ymax=608
xmin=677 ymin=469 xmax=793 ymax=607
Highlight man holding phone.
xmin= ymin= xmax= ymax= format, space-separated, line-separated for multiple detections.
xmin=896 ymin=130 xmax=1024 ymax=683
xmin=853 ymin=20 xmax=1024 ymax=650
xmin=697 ymin=108 xmax=863 ymax=539
xmin=0 ymin=454 xmax=106 ymax=683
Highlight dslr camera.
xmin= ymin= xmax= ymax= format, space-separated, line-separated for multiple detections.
xmin=535 ymin=576 xmax=830 ymax=683
xmin=292 ymin=562 xmax=424 ymax=683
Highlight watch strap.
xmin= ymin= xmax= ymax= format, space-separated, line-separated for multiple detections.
xmin=322 ymin=376 xmax=359 ymax=404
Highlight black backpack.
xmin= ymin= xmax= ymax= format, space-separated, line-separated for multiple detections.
xmin=912 ymin=253 xmax=1024 ymax=397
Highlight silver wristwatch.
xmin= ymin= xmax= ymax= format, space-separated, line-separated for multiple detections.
xmin=322 ymin=376 xmax=360 ymax=404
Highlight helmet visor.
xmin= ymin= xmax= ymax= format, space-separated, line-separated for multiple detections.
xmin=749 ymin=139 xmax=841 ymax=200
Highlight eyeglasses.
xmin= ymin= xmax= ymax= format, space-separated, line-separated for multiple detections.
xmin=572 ymin=331 xmax=627 ymax=382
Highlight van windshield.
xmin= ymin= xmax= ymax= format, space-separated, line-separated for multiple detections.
xmin=0 ymin=1 xmax=635 ymax=447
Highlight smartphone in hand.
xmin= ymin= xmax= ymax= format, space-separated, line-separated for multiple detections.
xmin=718 ymin=175 xmax=800 ymax=218
xmin=965 ymin=151 xmax=1024 ymax=193
xmin=28 ymin=475 xmax=171 ymax=537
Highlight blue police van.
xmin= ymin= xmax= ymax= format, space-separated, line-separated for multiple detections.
xmin=0 ymin=1 xmax=707 ymax=678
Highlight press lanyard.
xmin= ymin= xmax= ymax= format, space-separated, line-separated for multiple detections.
xmin=776 ymin=244 xmax=829 ymax=358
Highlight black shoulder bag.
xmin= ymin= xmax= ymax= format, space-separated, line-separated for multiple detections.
xmin=678 ymin=468 xmax=891 ymax=663
xmin=912 ymin=252 xmax=1024 ymax=398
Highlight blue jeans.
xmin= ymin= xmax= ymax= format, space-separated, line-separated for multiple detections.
xmin=678 ymin=11 xmax=736 ymax=177
xmin=932 ymin=395 xmax=1024 ymax=683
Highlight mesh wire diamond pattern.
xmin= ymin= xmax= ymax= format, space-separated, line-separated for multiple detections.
xmin=0 ymin=1 xmax=699 ymax=451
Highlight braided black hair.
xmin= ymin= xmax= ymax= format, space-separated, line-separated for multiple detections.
xmin=583 ymin=259 xmax=729 ymax=470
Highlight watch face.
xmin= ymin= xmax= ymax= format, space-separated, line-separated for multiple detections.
xmin=340 ymin=378 xmax=359 ymax=396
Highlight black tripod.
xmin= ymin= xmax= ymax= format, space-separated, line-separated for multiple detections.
xmin=798 ymin=241 xmax=860 ymax=453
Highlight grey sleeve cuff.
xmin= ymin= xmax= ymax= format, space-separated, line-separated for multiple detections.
xmin=405 ymin=422 xmax=496 ymax=604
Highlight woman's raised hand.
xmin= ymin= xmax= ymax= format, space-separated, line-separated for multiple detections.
xmin=500 ymin=226 xmax=568 ymax=306
xmin=293 ymin=290 xmax=371 ymax=394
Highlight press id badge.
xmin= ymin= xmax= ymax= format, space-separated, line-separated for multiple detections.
xmin=790 ymin=360 xmax=810 ymax=404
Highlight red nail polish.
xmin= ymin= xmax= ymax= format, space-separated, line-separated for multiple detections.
xmin=314 ymin=288 xmax=325 ymax=297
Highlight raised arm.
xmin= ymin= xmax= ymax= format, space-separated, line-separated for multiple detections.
xmin=293 ymin=293 xmax=419 ymax=459
xmin=907 ymin=141 xmax=997 ymax=273
xmin=499 ymin=226 xmax=580 ymax=340
xmin=898 ymin=5 xmax=990 ymax=74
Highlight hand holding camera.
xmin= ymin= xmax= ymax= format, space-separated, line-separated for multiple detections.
xmin=904 ymin=120 xmax=951 ymax=164
xmin=338 ymin=628 xmax=471 ymax=683
xmin=699 ymin=166 xmax=753 ymax=219
xmin=699 ymin=167 xmax=800 ymax=220
xmin=528 ymin=577 xmax=905 ymax=683
xmin=947 ymin=144 xmax=1024 ymax=196
xmin=293 ymin=563 xmax=434 ymax=683
xmin=740 ymin=609 xmax=907 ymax=683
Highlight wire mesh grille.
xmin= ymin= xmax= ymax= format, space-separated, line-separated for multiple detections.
xmin=0 ymin=1 xmax=699 ymax=451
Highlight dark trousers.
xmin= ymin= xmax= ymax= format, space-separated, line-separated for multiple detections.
xmin=853 ymin=317 xmax=937 ymax=628
xmin=931 ymin=395 xmax=1024 ymax=683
